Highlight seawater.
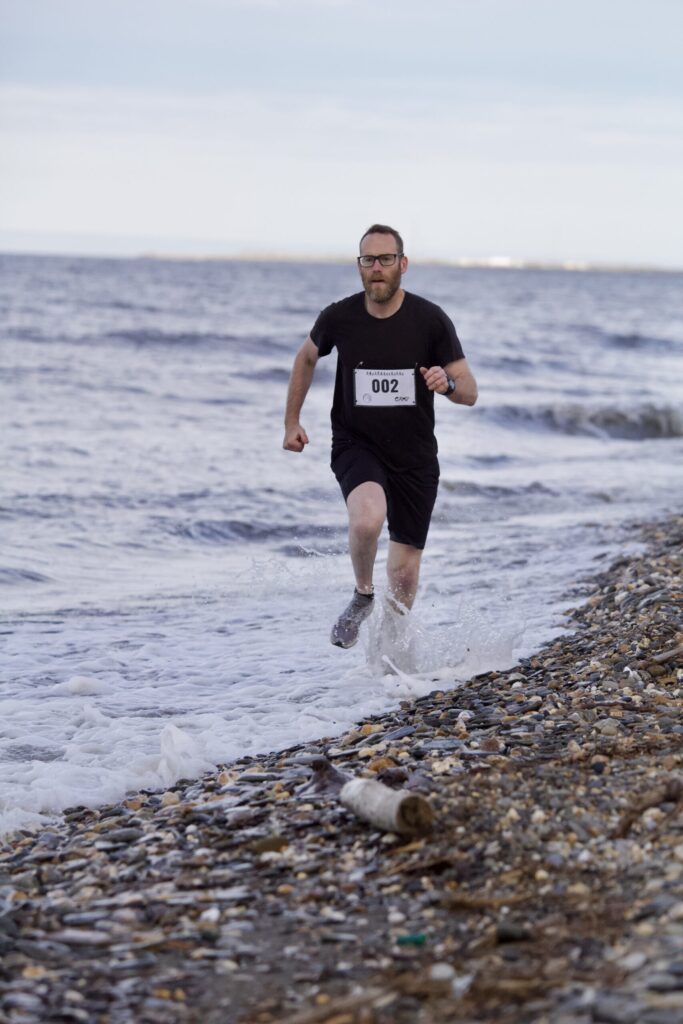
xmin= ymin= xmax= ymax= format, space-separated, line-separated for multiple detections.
xmin=1 ymin=254 xmax=682 ymax=835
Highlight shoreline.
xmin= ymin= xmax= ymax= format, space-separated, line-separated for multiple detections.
xmin=3 ymin=248 xmax=683 ymax=275
xmin=1 ymin=515 xmax=681 ymax=1023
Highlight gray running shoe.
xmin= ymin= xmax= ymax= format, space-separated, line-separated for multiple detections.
xmin=330 ymin=590 xmax=374 ymax=648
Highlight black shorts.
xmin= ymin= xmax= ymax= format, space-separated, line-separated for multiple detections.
xmin=331 ymin=444 xmax=439 ymax=550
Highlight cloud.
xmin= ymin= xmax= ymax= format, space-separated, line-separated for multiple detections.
xmin=1 ymin=84 xmax=682 ymax=264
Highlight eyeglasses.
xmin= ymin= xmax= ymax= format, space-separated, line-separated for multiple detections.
xmin=357 ymin=253 xmax=404 ymax=268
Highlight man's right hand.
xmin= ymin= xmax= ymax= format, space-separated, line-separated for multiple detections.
xmin=283 ymin=425 xmax=309 ymax=452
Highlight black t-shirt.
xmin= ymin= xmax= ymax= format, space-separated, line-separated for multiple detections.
xmin=310 ymin=290 xmax=465 ymax=471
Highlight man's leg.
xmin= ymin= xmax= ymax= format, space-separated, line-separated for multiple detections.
xmin=346 ymin=481 xmax=386 ymax=595
xmin=330 ymin=481 xmax=386 ymax=648
xmin=386 ymin=540 xmax=423 ymax=610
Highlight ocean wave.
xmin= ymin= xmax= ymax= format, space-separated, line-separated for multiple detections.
xmin=88 ymin=329 xmax=294 ymax=356
xmin=607 ymin=331 xmax=677 ymax=351
xmin=4 ymin=326 xmax=46 ymax=344
xmin=96 ymin=300 xmax=163 ymax=313
xmin=5 ymin=326 xmax=259 ymax=350
xmin=101 ymin=328 xmax=242 ymax=348
xmin=573 ymin=324 xmax=679 ymax=352
xmin=2 ymin=488 xmax=218 ymax=520
xmin=468 ymin=454 xmax=515 ymax=466
xmin=479 ymin=355 xmax=534 ymax=374
xmin=0 ymin=567 xmax=51 ymax=585
xmin=160 ymin=517 xmax=325 ymax=544
xmin=489 ymin=403 xmax=683 ymax=440
xmin=233 ymin=366 xmax=291 ymax=383
xmin=440 ymin=480 xmax=555 ymax=498
xmin=278 ymin=543 xmax=337 ymax=558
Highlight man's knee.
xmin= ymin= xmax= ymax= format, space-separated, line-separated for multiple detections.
xmin=387 ymin=544 xmax=422 ymax=595
xmin=347 ymin=483 xmax=386 ymax=538
xmin=350 ymin=510 xmax=385 ymax=544
xmin=389 ymin=562 xmax=419 ymax=590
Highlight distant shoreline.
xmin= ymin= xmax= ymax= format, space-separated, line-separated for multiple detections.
xmin=2 ymin=248 xmax=682 ymax=275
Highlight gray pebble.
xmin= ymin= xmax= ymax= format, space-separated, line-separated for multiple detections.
xmin=641 ymin=1012 xmax=683 ymax=1024
xmin=647 ymin=972 xmax=683 ymax=991
xmin=592 ymin=995 xmax=643 ymax=1023
xmin=2 ymin=992 xmax=45 ymax=1012
xmin=106 ymin=828 xmax=145 ymax=843
xmin=51 ymin=928 xmax=113 ymax=945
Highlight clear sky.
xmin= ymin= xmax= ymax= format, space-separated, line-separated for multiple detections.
xmin=1 ymin=0 xmax=682 ymax=266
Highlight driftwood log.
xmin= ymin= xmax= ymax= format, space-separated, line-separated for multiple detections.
xmin=301 ymin=756 xmax=434 ymax=837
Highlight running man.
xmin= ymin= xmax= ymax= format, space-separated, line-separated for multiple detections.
xmin=283 ymin=224 xmax=478 ymax=648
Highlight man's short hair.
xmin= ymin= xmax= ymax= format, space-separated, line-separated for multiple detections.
xmin=359 ymin=224 xmax=404 ymax=255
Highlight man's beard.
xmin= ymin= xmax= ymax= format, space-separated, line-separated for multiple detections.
xmin=364 ymin=268 xmax=401 ymax=304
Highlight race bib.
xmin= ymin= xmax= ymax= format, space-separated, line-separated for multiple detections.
xmin=354 ymin=368 xmax=416 ymax=407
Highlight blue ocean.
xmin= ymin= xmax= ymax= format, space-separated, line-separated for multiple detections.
xmin=1 ymin=253 xmax=682 ymax=835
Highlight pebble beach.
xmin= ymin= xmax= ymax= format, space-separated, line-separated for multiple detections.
xmin=1 ymin=515 xmax=682 ymax=1024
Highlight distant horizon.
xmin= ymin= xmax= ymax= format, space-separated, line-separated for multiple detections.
xmin=1 ymin=230 xmax=683 ymax=274
xmin=2 ymin=242 xmax=679 ymax=276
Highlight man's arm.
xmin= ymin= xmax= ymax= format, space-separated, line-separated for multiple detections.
xmin=420 ymin=358 xmax=478 ymax=406
xmin=443 ymin=357 xmax=478 ymax=405
xmin=283 ymin=335 xmax=319 ymax=452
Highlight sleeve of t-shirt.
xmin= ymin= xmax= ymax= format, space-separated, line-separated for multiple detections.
xmin=310 ymin=303 xmax=336 ymax=358
xmin=434 ymin=308 xmax=465 ymax=365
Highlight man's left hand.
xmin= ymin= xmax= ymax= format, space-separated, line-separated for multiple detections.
xmin=420 ymin=365 xmax=449 ymax=394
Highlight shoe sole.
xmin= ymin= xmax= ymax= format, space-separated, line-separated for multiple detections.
xmin=331 ymin=635 xmax=359 ymax=649
xmin=330 ymin=596 xmax=374 ymax=649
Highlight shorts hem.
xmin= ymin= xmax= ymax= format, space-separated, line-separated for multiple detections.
xmin=388 ymin=530 xmax=427 ymax=551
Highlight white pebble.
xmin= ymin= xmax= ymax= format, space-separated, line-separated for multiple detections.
xmin=199 ymin=907 xmax=220 ymax=924
xmin=429 ymin=963 xmax=456 ymax=982
xmin=619 ymin=951 xmax=647 ymax=972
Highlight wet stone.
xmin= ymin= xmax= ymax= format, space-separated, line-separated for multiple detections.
xmin=591 ymin=995 xmax=644 ymax=1023
xmin=647 ymin=972 xmax=683 ymax=991
xmin=3 ymin=992 xmax=46 ymax=1012
xmin=61 ymin=912 xmax=108 ymax=926
xmin=51 ymin=929 xmax=114 ymax=946
xmin=106 ymin=828 xmax=145 ymax=843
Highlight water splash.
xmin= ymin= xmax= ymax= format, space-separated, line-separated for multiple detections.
xmin=364 ymin=590 xmax=529 ymax=685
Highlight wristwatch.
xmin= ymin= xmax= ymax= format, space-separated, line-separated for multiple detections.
xmin=443 ymin=376 xmax=456 ymax=396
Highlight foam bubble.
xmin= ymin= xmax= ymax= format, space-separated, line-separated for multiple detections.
xmin=53 ymin=676 xmax=109 ymax=695
xmin=156 ymin=724 xmax=211 ymax=787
